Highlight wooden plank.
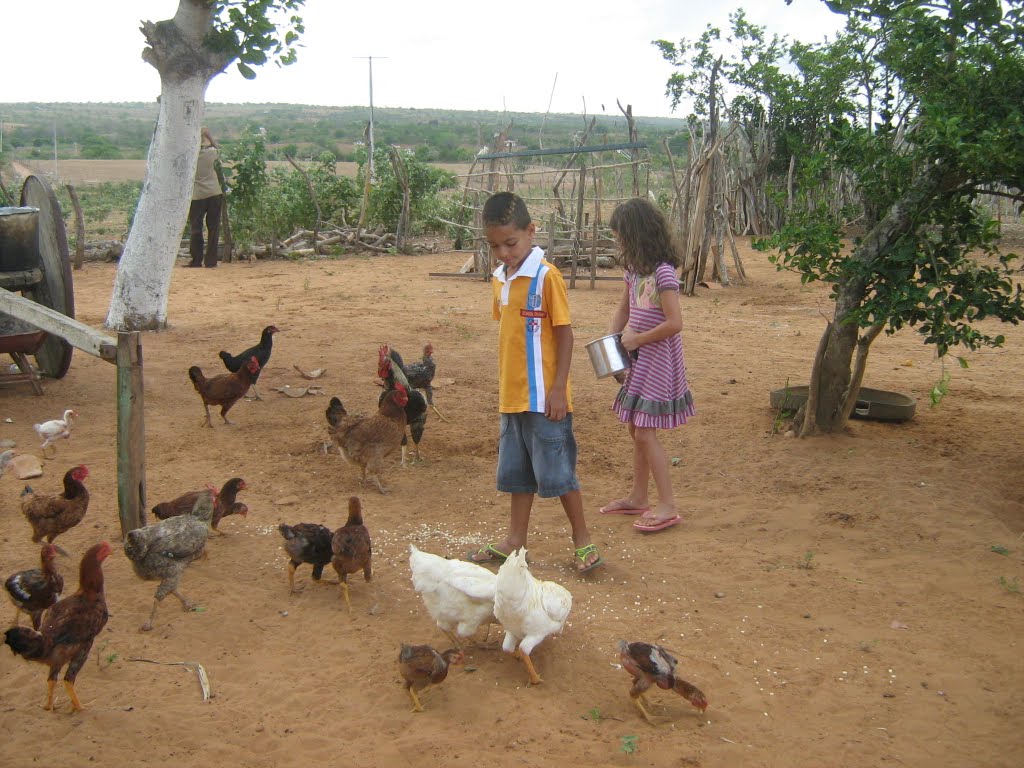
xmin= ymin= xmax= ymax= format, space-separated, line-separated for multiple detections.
xmin=0 ymin=287 xmax=117 ymax=360
xmin=116 ymin=332 xmax=146 ymax=536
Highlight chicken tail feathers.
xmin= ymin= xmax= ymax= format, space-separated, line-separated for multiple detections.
xmin=4 ymin=626 xmax=47 ymax=660
xmin=345 ymin=496 xmax=363 ymax=527
xmin=218 ymin=350 xmax=240 ymax=372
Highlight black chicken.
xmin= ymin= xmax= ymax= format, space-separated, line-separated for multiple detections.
xmin=218 ymin=324 xmax=279 ymax=400
xmin=387 ymin=343 xmax=445 ymax=420
xmin=278 ymin=523 xmax=334 ymax=594
xmin=379 ymin=346 xmax=428 ymax=466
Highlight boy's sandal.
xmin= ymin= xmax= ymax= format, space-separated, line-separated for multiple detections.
xmin=574 ymin=543 xmax=604 ymax=574
xmin=465 ymin=543 xmax=510 ymax=565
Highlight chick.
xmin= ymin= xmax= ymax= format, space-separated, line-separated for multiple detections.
xmin=33 ymin=409 xmax=76 ymax=457
xmin=398 ymin=643 xmax=463 ymax=712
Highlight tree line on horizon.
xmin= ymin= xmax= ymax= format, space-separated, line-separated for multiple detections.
xmin=0 ymin=102 xmax=688 ymax=165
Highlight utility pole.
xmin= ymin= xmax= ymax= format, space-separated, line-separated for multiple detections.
xmin=354 ymin=55 xmax=387 ymax=180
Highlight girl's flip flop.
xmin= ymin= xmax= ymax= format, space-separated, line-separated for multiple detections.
xmin=633 ymin=515 xmax=681 ymax=532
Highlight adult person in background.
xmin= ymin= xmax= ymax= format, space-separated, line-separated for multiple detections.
xmin=187 ymin=127 xmax=223 ymax=268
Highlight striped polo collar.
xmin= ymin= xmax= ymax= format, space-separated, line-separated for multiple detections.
xmin=493 ymin=246 xmax=545 ymax=283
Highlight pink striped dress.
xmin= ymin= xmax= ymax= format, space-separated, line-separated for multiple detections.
xmin=612 ymin=263 xmax=695 ymax=428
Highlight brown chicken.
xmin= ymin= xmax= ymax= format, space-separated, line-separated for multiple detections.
xmin=3 ymin=542 xmax=111 ymax=712
xmin=398 ymin=643 xmax=464 ymax=712
xmin=21 ymin=465 xmax=91 ymax=554
xmin=618 ymin=640 xmax=708 ymax=724
xmin=124 ymin=493 xmax=212 ymax=631
xmin=188 ymin=355 xmax=261 ymax=427
xmin=278 ymin=522 xmax=334 ymax=593
xmin=331 ymin=496 xmax=373 ymax=613
xmin=326 ymin=384 xmax=409 ymax=494
xmin=5 ymin=543 xmax=64 ymax=630
xmin=151 ymin=477 xmax=248 ymax=533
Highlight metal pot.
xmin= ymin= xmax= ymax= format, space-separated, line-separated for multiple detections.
xmin=0 ymin=207 xmax=40 ymax=272
xmin=586 ymin=333 xmax=633 ymax=379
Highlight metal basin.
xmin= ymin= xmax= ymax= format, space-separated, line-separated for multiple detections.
xmin=586 ymin=333 xmax=632 ymax=379
xmin=770 ymin=385 xmax=916 ymax=422
xmin=0 ymin=207 xmax=41 ymax=272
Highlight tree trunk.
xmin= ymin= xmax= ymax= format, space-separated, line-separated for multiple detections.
xmin=798 ymin=161 xmax=965 ymax=434
xmin=105 ymin=1 xmax=230 ymax=331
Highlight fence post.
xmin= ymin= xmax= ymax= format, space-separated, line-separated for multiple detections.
xmin=116 ymin=331 xmax=146 ymax=536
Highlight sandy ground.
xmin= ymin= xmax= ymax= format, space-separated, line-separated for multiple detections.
xmin=0 ymin=242 xmax=1022 ymax=768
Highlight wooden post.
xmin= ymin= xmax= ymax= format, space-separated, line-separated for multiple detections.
xmin=570 ymin=159 xmax=587 ymax=289
xmin=116 ymin=331 xmax=146 ymax=536
xmin=547 ymin=212 xmax=556 ymax=255
xmin=65 ymin=184 xmax=86 ymax=271
xmin=590 ymin=213 xmax=598 ymax=289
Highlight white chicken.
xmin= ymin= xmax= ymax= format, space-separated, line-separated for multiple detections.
xmin=33 ymin=409 xmax=76 ymax=457
xmin=493 ymin=548 xmax=572 ymax=685
xmin=409 ymin=544 xmax=496 ymax=649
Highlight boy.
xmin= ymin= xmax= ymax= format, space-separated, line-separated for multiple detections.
xmin=467 ymin=192 xmax=603 ymax=574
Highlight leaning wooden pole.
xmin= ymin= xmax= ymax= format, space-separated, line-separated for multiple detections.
xmin=116 ymin=331 xmax=146 ymax=536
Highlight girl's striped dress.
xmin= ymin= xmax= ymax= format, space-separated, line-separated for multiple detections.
xmin=613 ymin=262 xmax=695 ymax=428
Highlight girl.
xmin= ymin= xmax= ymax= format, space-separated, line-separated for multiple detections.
xmin=600 ymin=198 xmax=695 ymax=532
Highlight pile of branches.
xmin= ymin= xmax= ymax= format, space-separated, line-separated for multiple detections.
xmin=234 ymin=226 xmax=442 ymax=259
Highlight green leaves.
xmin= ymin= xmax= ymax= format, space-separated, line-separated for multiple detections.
xmin=209 ymin=0 xmax=305 ymax=76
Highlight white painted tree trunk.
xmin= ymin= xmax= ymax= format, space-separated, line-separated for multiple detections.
xmin=105 ymin=0 xmax=229 ymax=331
xmin=105 ymin=82 xmax=206 ymax=330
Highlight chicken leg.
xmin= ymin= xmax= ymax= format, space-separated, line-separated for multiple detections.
xmin=338 ymin=579 xmax=353 ymax=614
xmin=44 ymin=679 xmax=57 ymax=710
xmin=631 ymin=693 xmax=659 ymax=725
xmin=141 ymin=589 xmax=196 ymax=631
xmin=406 ymin=684 xmax=430 ymax=712
xmin=64 ymin=680 xmax=84 ymax=712
xmin=516 ymin=650 xmax=543 ymax=685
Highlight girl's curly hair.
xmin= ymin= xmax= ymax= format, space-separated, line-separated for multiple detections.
xmin=609 ymin=198 xmax=680 ymax=275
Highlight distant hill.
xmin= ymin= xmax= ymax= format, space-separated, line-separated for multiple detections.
xmin=0 ymin=102 xmax=687 ymax=164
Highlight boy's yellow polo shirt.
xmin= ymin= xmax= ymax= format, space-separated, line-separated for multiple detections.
xmin=492 ymin=246 xmax=573 ymax=414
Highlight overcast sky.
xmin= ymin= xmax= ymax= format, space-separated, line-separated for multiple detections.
xmin=6 ymin=0 xmax=844 ymax=118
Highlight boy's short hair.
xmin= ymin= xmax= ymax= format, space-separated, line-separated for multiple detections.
xmin=483 ymin=192 xmax=532 ymax=229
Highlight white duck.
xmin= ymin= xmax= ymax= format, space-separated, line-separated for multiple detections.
xmin=493 ymin=548 xmax=572 ymax=685
xmin=33 ymin=409 xmax=76 ymax=457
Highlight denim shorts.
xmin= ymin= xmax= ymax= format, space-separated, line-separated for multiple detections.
xmin=496 ymin=412 xmax=580 ymax=498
